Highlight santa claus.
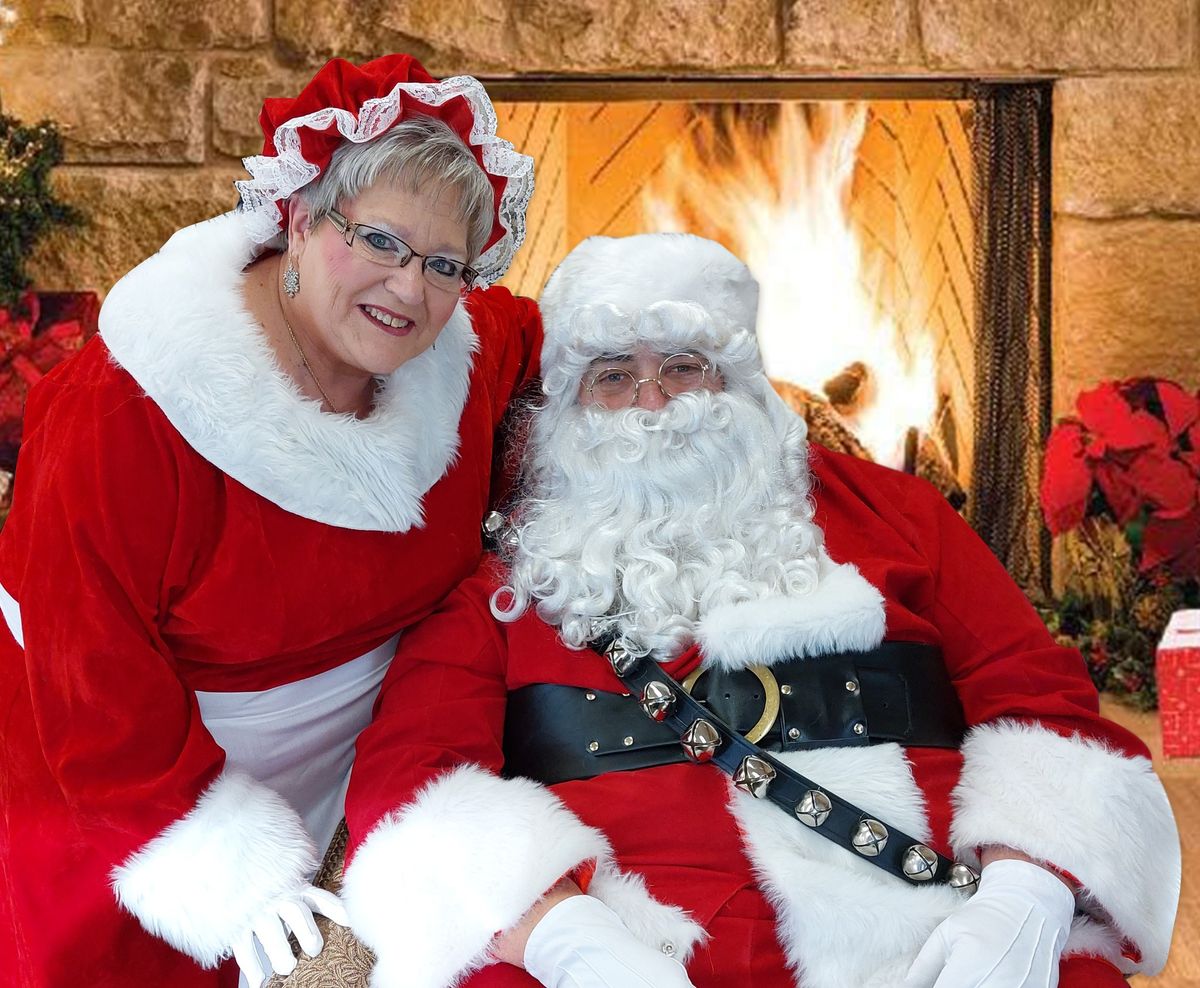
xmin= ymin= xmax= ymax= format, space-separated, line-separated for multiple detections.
xmin=340 ymin=232 xmax=1180 ymax=988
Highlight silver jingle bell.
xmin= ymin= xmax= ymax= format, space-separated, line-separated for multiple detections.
xmin=481 ymin=510 xmax=506 ymax=535
xmin=795 ymin=789 xmax=832 ymax=828
xmin=604 ymin=639 xmax=641 ymax=678
xmin=681 ymin=718 xmax=722 ymax=763
xmin=947 ymin=862 xmax=980 ymax=895
xmin=732 ymin=755 xmax=777 ymax=799
xmin=852 ymin=818 xmax=889 ymax=857
xmin=639 ymin=681 xmax=676 ymax=722
xmin=902 ymin=844 xmax=939 ymax=882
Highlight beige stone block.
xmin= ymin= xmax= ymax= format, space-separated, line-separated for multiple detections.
xmin=275 ymin=0 xmax=780 ymax=71
xmin=1055 ymin=76 xmax=1200 ymax=217
xmin=4 ymin=0 xmax=87 ymax=44
xmin=920 ymin=0 xmax=1194 ymax=70
xmin=27 ymin=166 xmax=245 ymax=296
xmin=87 ymin=0 xmax=269 ymax=48
xmin=515 ymin=0 xmax=778 ymax=70
xmin=784 ymin=0 xmax=916 ymax=68
xmin=1052 ymin=217 xmax=1200 ymax=417
xmin=0 ymin=50 xmax=204 ymax=164
xmin=274 ymin=0 xmax=513 ymax=71
xmin=212 ymin=58 xmax=322 ymax=160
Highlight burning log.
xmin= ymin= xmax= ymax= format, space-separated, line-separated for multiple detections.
xmin=822 ymin=361 xmax=872 ymax=414
xmin=771 ymin=378 xmax=966 ymax=510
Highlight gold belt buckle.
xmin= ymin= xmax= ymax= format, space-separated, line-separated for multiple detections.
xmin=680 ymin=664 xmax=781 ymax=744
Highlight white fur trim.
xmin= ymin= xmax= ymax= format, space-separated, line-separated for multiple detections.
xmin=99 ymin=211 xmax=477 ymax=532
xmin=727 ymin=744 xmax=961 ymax=988
xmin=950 ymin=720 xmax=1181 ymax=975
xmin=696 ymin=549 xmax=887 ymax=669
xmin=111 ymin=770 xmax=317 ymax=968
xmin=344 ymin=765 xmax=610 ymax=988
xmin=587 ymin=861 xmax=707 ymax=965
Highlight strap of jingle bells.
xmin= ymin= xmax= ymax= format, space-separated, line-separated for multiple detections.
xmin=597 ymin=635 xmax=981 ymax=895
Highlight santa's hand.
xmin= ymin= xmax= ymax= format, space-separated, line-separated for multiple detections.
xmin=523 ymin=893 xmax=696 ymax=988
xmin=232 ymin=885 xmax=350 ymax=988
xmin=903 ymin=859 xmax=1074 ymax=988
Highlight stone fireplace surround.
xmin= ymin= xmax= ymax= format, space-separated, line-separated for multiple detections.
xmin=1 ymin=0 xmax=1197 ymax=462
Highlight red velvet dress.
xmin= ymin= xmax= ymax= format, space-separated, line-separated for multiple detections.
xmin=0 ymin=212 xmax=541 ymax=987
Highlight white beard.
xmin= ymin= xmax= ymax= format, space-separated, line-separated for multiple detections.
xmin=492 ymin=389 xmax=823 ymax=656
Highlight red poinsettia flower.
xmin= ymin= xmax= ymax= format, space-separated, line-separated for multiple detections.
xmin=1076 ymin=382 xmax=1169 ymax=455
xmin=1040 ymin=421 xmax=1092 ymax=534
xmin=1125 ymin=450 xmax=1197 ymax=519
xmin=1041 ymin=378 xmax=1200 ymax=557
xmin=1155 ymin=381 xmax=1199 ymax=439
xmin=1142 ymin=500 xmax=1200 ymax=579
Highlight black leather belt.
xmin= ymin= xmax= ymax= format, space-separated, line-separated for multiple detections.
xmin=504 ymin=642 xmax=965 ymax=787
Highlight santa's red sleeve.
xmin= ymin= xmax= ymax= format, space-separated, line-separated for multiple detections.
xmin=341 ymin=559 xmax=610 ymax=988
xmin=466 ymin=285 xmax=543 ymax=425
xmin=901 ymin=476 xmax=1180 ymax=973
xmin=0 ymin=364 xmax=317 ymax=969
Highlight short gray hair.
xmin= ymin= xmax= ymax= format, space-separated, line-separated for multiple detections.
xmin=297 ymin=115 xmax=494 ymax=261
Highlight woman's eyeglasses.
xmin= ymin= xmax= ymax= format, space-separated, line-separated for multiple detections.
xmin=327 ymin=209 xmax=478 ymax=292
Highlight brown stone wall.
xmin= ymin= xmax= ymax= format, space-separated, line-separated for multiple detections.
xmin=2 ymin=0 xmax=1198 ymax=414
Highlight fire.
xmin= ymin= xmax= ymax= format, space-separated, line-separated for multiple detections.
xmin=642 ymin=103 xmax=938 ymax=469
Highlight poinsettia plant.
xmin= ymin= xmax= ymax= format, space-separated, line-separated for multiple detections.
xmin=1041 ymin=378 xmax=1200 ymax=579
xmin=1038 ymin=378 xmax=1200 ymax=708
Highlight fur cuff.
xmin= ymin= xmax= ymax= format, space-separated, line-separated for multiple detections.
xmin=696 ymin=550 xmax=886 ymax=670
xmin=588 ymin=861 xmax=707 ymax=964
xmin=950 ymin=720 xmax=1180 ymax=975
xmin=343 ymin=765 xmax=611 ymax=988
xmin=111 ymin=770 xmax=317 ymax=968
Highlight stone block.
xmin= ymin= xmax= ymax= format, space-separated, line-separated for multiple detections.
xmin=1052 ymin=217 xmax=1200 ymax=417
xmin=87 ymin=0 xmax=269 ymax=48
xmin=212 ymin=59 xmax=321 ymax=160
xmin=4 ymin=0 xmax=87 ymax=45
xmin=784 ymin=0 xmax=917 ymax=69
xmin=277 ymin=0 xmax=778 ymax=71
xmin=512 ymin=0 xmax=777 ymax=70
xmin=274 ymin=0 xmax=505 ymax=70
xmin=0 ymin=50 xmax=205 ymax=164
xmin=920 ymin=0 xmax=1194 ymax=71
xmin=1055 ymin=76 xmax=1200 ymax=217
xmin=27 ymin=166 xmax=245 ymax=296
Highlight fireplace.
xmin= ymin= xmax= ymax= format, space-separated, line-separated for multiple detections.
xmin=490 ymin=80 xmax=1052 ymax=592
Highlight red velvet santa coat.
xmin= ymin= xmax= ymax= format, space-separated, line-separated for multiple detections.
xmin=342 ymin=447 xmax=1180 ymax=988
xmin=0 ymin=212 xmax=540 ymax=987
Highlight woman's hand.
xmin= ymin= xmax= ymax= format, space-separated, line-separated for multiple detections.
xmin=902 ymin=858 xmax=1075 ymax=988
xmin=520 ymin=893 xmax=697 ymax=988
xmin=232 ymin=885 xmax=350 ymax=988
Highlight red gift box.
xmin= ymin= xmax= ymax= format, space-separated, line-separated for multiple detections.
xmin=1157 ymin=609 xmax=1200 ymax=758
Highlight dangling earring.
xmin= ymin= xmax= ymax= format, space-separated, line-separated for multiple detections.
xmin=283 ymin=258 xmax=300 ymax=298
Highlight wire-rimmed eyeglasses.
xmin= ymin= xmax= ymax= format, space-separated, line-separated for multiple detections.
xmin=326 ymin=209 xmax=478 ymax=292
xmin=583 ymin=352 xmax=714 ymax=409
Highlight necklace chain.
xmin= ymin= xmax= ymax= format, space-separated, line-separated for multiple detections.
xmin=277 ymin=267 xmax=340 ymax=415
xmin=283 ymin=316 xmax=341 ymax=414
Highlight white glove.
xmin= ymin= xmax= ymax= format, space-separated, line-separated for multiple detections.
xmin=904 ymin=859 xmax=1075 ymax=988
xmin=232 ymin=885 xmax=350 ymax=988
xmin=523 ymin=894 xmax=697 ymax=988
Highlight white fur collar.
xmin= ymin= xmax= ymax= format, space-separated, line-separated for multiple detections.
xmin=99 ymin=212 xmax=478 ymax=533
xmin=695 ymin=549 xmax=887 ymax=670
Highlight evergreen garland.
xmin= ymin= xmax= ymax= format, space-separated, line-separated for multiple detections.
xmin=0 ymin=114 xmax=82 ymax=312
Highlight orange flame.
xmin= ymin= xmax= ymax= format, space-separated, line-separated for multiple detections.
xmin=642 ymin=103 xmax=937 ymax=469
